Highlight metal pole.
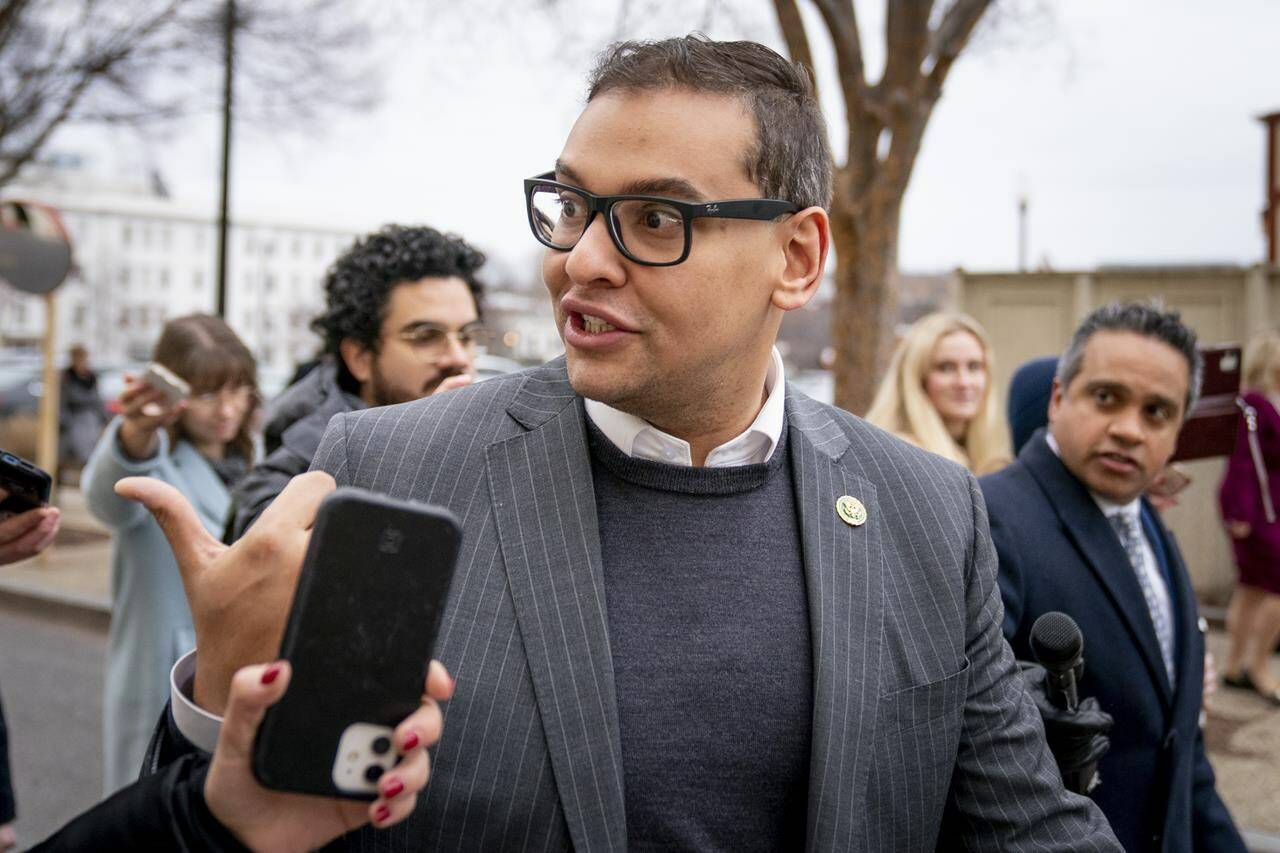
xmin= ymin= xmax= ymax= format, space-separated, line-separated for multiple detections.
xmin=1017 ymin=195 xmax=1028 ymax=273
xmin=36 ymin=291 xmax=59 ymax=498
xmin=214 ymin=0 xmax=235 ymax=317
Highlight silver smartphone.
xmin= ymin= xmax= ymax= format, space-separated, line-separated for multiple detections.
xmin=141 ymin=362 xmax=190 ymax=401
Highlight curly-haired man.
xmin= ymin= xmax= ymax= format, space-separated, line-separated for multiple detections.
xmin=226 ymin=224 xmax=486 ymax=540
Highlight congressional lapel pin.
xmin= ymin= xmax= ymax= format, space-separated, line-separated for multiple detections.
xmin=836 ymin=495 xmax=867 ymax=527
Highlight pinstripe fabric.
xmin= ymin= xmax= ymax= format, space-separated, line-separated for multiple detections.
xmin=306 ymin=359 xmax=1121 ymax=852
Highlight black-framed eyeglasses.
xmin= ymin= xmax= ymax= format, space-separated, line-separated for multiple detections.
xmin=523 ymin=171 xmax=800 ymax=267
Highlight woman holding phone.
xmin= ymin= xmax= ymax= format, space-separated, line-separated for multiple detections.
xmin=83 ymin=314 xmax=260 ymax=794
xmin=866 ymin=312 xmax=1012 ymax=475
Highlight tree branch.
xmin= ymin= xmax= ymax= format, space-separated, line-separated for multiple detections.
xmin=771 ymin=0 xmax=816 ymax=80
xmin=880 ymin=0 xmax=932 ymax=93
xmin=925 ymin=0 xmax=991 ymax=96
xmin=810 ymin=0 xmax=867 ymax=119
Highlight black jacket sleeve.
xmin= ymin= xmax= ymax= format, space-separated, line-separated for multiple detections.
xmin=227 ymin=445 xmax=311 ymax=543
xmin=28 ymin=754 xmax=250 ymax=852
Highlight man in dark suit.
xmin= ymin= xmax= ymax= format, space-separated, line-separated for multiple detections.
xmin=38 ymin=36 xmax=1123 ymax=851
xmin=981 ymin=303 xmax=1246 ymax=853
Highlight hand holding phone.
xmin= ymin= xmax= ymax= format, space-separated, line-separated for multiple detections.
xmin=0 ymin=451 xmax=59 ymax=563
xmin=116 ymin=369 xmax=188 ymax=459
xmin=252 ymin=488 xmax=461 ymax=799
xmin=203 ymin=657 xmax=454 ymax=851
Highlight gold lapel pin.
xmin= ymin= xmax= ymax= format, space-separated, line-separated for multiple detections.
xmin=836 ymin=495 xmax=867 ymax=527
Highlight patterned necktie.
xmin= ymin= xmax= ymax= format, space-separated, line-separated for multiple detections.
xmin=1109 ymin=511 xmax=1175 ymax=685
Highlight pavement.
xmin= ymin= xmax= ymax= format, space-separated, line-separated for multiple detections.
xmin=2 ymin=488 xmax=1279 ymax=849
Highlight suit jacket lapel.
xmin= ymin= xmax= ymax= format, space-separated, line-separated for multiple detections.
xmin=1021 ymin=434 xmax=1173 ymax=707
xmin=786 ymin=391 xmax=885 ymax=850
xmin=486 ymin=365 xmax=628 ymax=852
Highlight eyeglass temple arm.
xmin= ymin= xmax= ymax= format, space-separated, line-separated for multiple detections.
xmin=691 ymin=199 xmax=800 ymax=220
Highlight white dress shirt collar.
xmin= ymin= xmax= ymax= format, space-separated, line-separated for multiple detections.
xmin=584 ymin=347 xmax=786 ymax=468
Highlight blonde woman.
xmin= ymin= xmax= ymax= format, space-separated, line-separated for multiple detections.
xmin=866 ymin=312 xmax=1012 ymax=475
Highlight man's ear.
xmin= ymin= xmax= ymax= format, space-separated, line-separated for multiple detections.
xmin=771 ymin=206 xmax=830 ymax=312
xmin=1047 ymin=377 xmax=1064 ymax=424
xmin=339 ymin=338 xmax=374 ymax=385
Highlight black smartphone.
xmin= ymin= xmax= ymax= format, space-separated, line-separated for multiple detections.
xmin=252 ymin=487 xmax=461 ymax=799
xmin=0 ymin=450 xmax=52 ymax=518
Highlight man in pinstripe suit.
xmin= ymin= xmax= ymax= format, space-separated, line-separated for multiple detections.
xmin=105 ymin=35 xmax=1122 ymax=852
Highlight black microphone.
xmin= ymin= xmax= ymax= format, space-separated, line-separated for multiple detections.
xmin=1031 ymin=611 xmax=1084 ymax=713
xmin=1031 ymin=611 xmax=1105 ymax=795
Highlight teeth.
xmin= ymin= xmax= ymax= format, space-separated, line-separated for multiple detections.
xmin=582 ymin=314 xmax=617 ymax=334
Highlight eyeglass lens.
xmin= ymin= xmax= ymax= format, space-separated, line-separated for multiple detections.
xmin=403 ymin=325 xmax=486 ymax=351
xmin=529 ymin=186 xmax=687 ymax=264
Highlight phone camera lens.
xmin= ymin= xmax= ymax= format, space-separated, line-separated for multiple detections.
xmin=364 ymin=764 xmax=385 ymax=783
xmin=371 ymin=736 xmax=392 ymax=755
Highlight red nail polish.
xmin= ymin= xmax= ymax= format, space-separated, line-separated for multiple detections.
xmin=374 ymin=804 xmax=391 ymax=823
xmin=383 ymin=778 xmax=404 ymax=798
xmin=261 ymin=664 xmax=282 ymax=685
xmin=402 ymin=731 xmax=420 ymax=750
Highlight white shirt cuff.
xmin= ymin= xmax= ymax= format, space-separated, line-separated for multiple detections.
xmin=169 ymin=649 xmax=223 ymax=754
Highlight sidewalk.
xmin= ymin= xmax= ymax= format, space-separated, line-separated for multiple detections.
xmin=0 ymin=486 xmax=111 ymax=615
xmin=2 ymin=488 xmax=1278 ymax=845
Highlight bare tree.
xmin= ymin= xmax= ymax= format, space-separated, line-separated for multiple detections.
xmin=0 ymin=0 xmax=379 ymax=190
xmin=773 ymin=0 xmax=995 ymax=413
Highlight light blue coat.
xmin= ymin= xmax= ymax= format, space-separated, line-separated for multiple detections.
xmin=82 ymin=417 xmax=230 ymax=795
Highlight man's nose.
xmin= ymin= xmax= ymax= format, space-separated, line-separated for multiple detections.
xmin=1108 ymin=406 xmax=1144 ymax=444
xmin=563 ymin=214 xmax=626 ymax=288
xmin=439 ymin=334 xmax=471 ymax=368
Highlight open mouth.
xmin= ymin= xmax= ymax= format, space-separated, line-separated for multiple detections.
xmin=578 ymin=313 xmax=617 ymax=334
xmin=1096 ymin=452 xmax=1139 ymax=474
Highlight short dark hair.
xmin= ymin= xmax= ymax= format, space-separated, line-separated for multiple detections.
xmin=1056 ymin=302 xmax=1203 ymax=415
xmin=586 ymin=34 xmax=833 ymax=211
xmin=311 ymin=225 xmax=485 ymax=360
xmin=154 ymin=313 xmax=259 ymax=462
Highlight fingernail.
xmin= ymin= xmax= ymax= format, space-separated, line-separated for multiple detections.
xmin=402 ymin=731 xmax=419 ymax=751
xmin=374 ymin=804 xmax=391 ymax=823
xmin=261 ymin=663 xmax=282 ymax=685
xmin=383 ymin=778 xmax=404 ymax=798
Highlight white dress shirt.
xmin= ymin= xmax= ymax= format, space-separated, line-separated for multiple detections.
xmin=170 ymin=348 xmax=789 ymax=751
xmin=584 ymin=346 xmax=786 ymax=467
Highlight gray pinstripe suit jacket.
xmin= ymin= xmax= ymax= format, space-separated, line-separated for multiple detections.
xmin=309 ymin=359 xmax=1121 ymax=852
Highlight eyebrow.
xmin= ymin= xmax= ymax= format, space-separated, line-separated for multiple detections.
xmin=398 ymin=319 xmax=482 ymax=334
xmin=554 ymin=159 xmax=707 ymax=202
xmin=1084 ymin=380 xmax=1179 ymax=412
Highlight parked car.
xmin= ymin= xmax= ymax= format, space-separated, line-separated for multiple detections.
xmin=0 ymin=361 xmax=141 ymax=418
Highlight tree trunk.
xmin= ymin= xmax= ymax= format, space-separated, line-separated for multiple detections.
xmin=830 ymin=193 xmax=901 ymax=416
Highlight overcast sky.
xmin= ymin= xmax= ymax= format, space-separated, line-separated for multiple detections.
xmin=59 ymin=0 xmax=1280 ymax=276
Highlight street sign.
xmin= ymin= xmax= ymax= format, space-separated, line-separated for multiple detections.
xmin=0 ymin=200 xmax=72 ymax=295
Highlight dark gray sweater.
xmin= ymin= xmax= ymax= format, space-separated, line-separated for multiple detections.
xmin=587 ymin=420 xmax=812 ymax=851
